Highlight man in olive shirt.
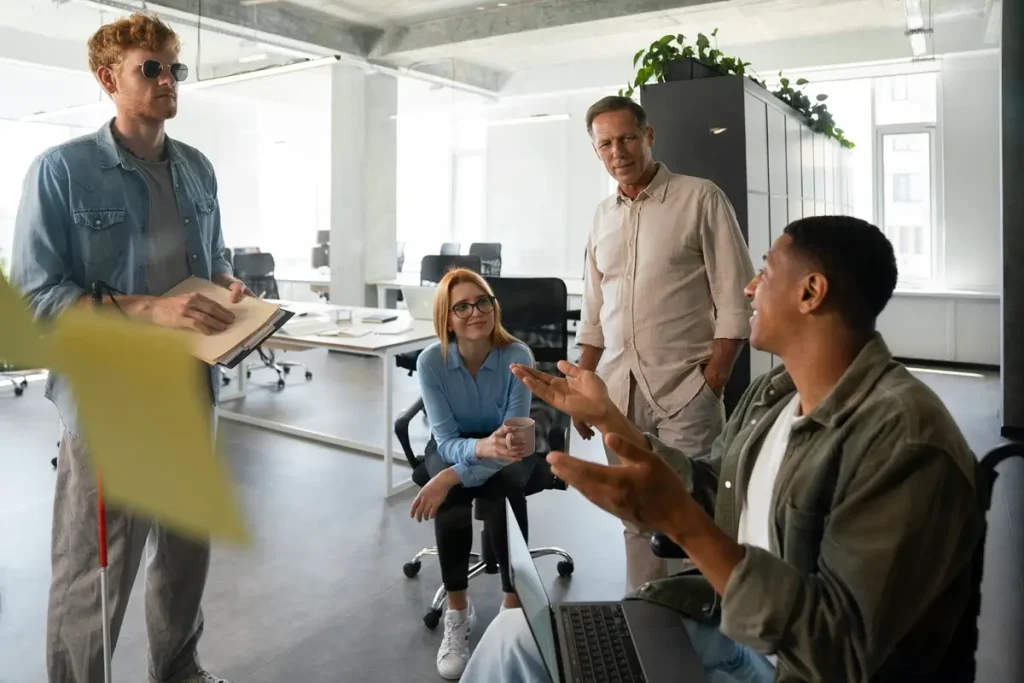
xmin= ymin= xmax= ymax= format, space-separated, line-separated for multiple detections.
xmin=578 ymin=96 xmax=755 ymax=590
xmin=465 ymin=216 xmax=981 ymax=682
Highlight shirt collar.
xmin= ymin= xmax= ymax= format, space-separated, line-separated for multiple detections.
xmin=760 ymin=333 xmax=895 ymax=429
xmin=446 ymin=341 xmax=501 ymax=373
xmin=617 ymin=162 xmax=671 ymax=205
xmin=97 ymin=118 xmax=183 ymax=170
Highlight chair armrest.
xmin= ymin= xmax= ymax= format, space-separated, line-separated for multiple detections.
xmin=394 ymin=398 xmax=425 ymax=469
xmin=650 ymin=532 xmax=688 ymax=559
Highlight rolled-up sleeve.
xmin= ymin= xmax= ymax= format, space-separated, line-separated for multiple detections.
xmin=576 ymin=226 xmax=605 ymax=349
xmin=10 ymin=155 xmax=85 ymax=320
xmin=701 ymin=188 xmax=754 ymax=340
xmin=720 ymin=442 xmax=979 ymax=682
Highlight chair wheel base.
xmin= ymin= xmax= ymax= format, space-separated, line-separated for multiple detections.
xmin=403 ymin=561 xmax=421 ymax=578
xmin=14 ymin=386 xmax=23 ymax=397
xmin=283 ymin=366 xmax=291 ymax=375
xmin=557 ymin=561 xmax=575 ymax=577
xmin=276 ymin=379 xmax=285 ymax=389
xmin=424 ymin=609 xmax=442 ymax=630
xmin=305 ymin=371 xmax=313 ymax=380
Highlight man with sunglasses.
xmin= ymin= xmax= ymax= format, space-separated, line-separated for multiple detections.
xmin=10 ymin=12 xmax=244 ymax=683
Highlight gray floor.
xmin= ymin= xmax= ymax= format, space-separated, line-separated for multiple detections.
xmin=0 ymin=352 xmax=1022 ymax=682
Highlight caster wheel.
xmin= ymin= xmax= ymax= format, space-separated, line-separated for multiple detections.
xmin=19 ymin=380 xmax=27 ymax=389
xmin=222 ymin=376 xmax=231 ymax=386
xmin=246 ymin=370 xmax=252 ymax=379
xmin=403 ymin=561 xmax=421 ymax=578
xmin=51 ymin=457 xmax=58 ymax=470
xmin=424 ymin=609 xmax=442 ymax=630
xmin=277 ymin=379 xmax=285 ymax=389
xmin=305 ymin=371 xmax=313 ymax=380
xmin=557 ymin=561 xmax=574 ymax=577
xmin=14 ymin=386 xmax=24 ymax=397
xmin=283 ymin=366 xmax=291 ymax=375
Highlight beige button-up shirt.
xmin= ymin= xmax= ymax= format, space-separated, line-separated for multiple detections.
xmin=578 ymin=163 xmax=755 ymax=418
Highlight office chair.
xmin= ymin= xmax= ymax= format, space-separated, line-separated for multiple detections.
xmin=440 ymin=242 xmax=461 ymax=256
xmin=396 ymin=277 xmax=576 ymax=629
xmin=469 ymin=242 xmax=502 ymax=276
xmin=648 ymin=440 xmax=1024 ymax=682
xmin=1 ymin=361 xmax=27 ymax=397
xmin=232 ymin=252 xmax=312 ymax=390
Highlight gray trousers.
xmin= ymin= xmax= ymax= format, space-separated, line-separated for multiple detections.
xmin=606 ymin=373 xmax=725 ymax=594
xmin=47 ymin=429 xmax=210 ymax=683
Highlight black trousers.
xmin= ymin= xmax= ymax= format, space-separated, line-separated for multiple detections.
xmin=425 ymin=446 xmax=532 ymax=594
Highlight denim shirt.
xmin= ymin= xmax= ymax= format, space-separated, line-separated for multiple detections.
xmin=416 ymin=340 xmax=534 ymax=488
xmin=10 ymin=119 xmax=233 ymax=437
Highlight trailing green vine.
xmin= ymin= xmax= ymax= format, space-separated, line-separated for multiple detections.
xmin=620 ymin=30 xmax=854 ymax=149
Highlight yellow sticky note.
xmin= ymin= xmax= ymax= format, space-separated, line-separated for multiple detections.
xmin=0 ymin=274 xmax=50 ymax=369
xmin=50 ymin=308 xmax=249 ymax=544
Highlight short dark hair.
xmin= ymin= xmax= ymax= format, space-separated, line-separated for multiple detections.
xmin=783 ymin=216 xmax=898 ymax=334
xmin=585 ymin=96 xmax=648 ymax=135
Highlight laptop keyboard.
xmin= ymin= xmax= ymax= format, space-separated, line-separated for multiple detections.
xmin=563 ymin=604 xmax=646 ymax=683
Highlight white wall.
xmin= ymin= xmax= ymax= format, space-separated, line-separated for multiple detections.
xmin=940 ymin=50 xmax=1002 ymax=292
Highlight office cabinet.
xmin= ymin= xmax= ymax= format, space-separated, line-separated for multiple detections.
xmin=640 ymin=75 xmax=852 ymax=413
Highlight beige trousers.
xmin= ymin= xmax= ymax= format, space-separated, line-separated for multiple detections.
xmin=605 ymin=372 xmax=725 ymax=594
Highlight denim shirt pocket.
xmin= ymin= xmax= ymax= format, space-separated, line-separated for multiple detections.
xmin=193 ymin=197 xmax=217 ymax=240
xmin=72 ymin=207 xmax=128 ymax=271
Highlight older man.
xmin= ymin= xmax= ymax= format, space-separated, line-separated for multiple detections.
xmin=577 ymin=95 xmax=755 ymax=590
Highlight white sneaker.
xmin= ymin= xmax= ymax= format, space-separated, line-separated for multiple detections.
xmin=437 ymin=602 xmax=477 ymax=680
xmin=182 ymin=672 xmax=231 ymax=683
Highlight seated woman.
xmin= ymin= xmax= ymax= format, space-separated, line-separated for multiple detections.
xmin=409 ymin=267 xmax=535 ymax=680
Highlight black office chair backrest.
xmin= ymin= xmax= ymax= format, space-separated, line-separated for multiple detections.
xmin=486 ymin=277 xmax=568 ymax=368
xmin=936 ymin=442 xmax=1023 ymax=682
xmin=440 ymin=242 xmax=461 ymax=256
xmin=420 ymin=255 xmax=482 ymax=285
xmin=233 ymin=252 xmax=279 ymax=299
xmin=469 ymin=242 xmax=502 ymax=276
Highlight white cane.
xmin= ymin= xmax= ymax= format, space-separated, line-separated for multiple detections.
xmin=98 ymin=475 xmax=112 ymax=683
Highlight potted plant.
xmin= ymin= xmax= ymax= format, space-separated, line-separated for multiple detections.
xmin=620 ymin=30 xmax=853 ymax=149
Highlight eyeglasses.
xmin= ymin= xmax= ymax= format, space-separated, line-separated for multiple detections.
xmin=450 ymin=296 xmax=495 ymax=319
xmin=139 ymin=60 xmax=189 ymax=82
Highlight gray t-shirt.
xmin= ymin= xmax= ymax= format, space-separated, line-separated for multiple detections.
xmin=131 ymin=155 xmax=191 ymax=295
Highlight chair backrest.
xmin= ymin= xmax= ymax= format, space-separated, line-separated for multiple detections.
xmin=486 ymin=277 xmax=568 ymax=368
xmin=440 ymin=242 xmax=461 ymax=256
xmin=469 ymin=242 xmax=502 ymax=276
xmin=420 ymin=254 xmax=482 ymax=285
xmin=936 ymin=441 xmax=1024 ymax=682
xmin=233 ymin=252 xmax=279 ymax=299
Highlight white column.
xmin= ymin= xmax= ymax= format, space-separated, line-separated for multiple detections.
xmin=328 ymin=65 xmax=398 ymax=306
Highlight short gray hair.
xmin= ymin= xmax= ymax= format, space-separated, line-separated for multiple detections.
xmin=585 ymin=96 xmax=649 ymax=135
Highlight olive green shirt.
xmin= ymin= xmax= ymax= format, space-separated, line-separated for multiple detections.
xmin=632 ymin=334 xmax=982 ymax=682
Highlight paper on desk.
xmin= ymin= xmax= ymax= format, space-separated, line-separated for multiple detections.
xmin=0 ymin=274 xmax=50 ymax=368
xmin=49 ymin=308 xmax=249 ymax=544
xmin=163 ymin=276 xmax=282 ymax=365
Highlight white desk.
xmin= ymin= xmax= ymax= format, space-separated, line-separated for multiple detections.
xmin=217 ymin=304 xmax=435 ymax=498
xmin=368 ymin=273 xmax=584 ymax=309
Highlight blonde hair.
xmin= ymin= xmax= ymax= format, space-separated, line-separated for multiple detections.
xmin=433 ymin=268 xmax=519 ymax=364
xmin=88 ymin=13 xmax=181 ymax=73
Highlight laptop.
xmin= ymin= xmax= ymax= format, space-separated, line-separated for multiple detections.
xmin=401 ymin=285 xmax=435 ymax=321
xmin=507 ymin=500 xmax=707 ymax=683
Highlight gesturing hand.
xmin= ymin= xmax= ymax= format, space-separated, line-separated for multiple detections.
xmin=149 ymin=292 xmax=235 ymax=335
xmin=510 ymin=360 xmax=612 ymax=431
xmin=547 ymin=433 xmax=692 ymax=534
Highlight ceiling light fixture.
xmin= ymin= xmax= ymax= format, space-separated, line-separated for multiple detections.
xmin=487 ymin=113 xmax=571 ymax=127
xmin=710 ymin=127 xmax=728 ymax=135
xmin=238 ymin=53 xmax=269 ymax=64
xmin=902 ymin=0 xmax=934 ymax=59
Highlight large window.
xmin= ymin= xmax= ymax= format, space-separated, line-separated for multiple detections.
xmin=799 ymin=70 xmax=940 ymax=286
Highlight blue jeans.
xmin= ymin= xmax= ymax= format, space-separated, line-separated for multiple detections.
xmin=462 ymin=608 xmax=776 ymax=683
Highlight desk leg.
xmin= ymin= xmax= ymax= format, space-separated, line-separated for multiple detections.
xmin=377 ymin=285 xmax=387 ymax=309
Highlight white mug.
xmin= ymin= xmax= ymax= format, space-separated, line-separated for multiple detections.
xmin=503 ymin=417 xmax=536 ymax=456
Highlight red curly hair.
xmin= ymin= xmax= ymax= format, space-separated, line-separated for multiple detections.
xmin=87 ymin=12 xmax=181 ymax=73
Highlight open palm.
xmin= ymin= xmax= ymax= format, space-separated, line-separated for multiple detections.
xmin=510 ymin=360 xmax=611 ymax=426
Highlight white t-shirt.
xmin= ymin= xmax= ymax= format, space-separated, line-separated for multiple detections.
xmin=737 ymin=393 xmax=804 ymax=552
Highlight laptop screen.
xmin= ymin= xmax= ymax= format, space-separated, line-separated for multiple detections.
xmin=507 ymin=500 xmax=562 ymax=683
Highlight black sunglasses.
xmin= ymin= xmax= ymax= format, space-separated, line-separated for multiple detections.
xmin=139 ymin=60 xmax=189 ymax=82
xmin=450 ymin=296 xmax=495 ymax=320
